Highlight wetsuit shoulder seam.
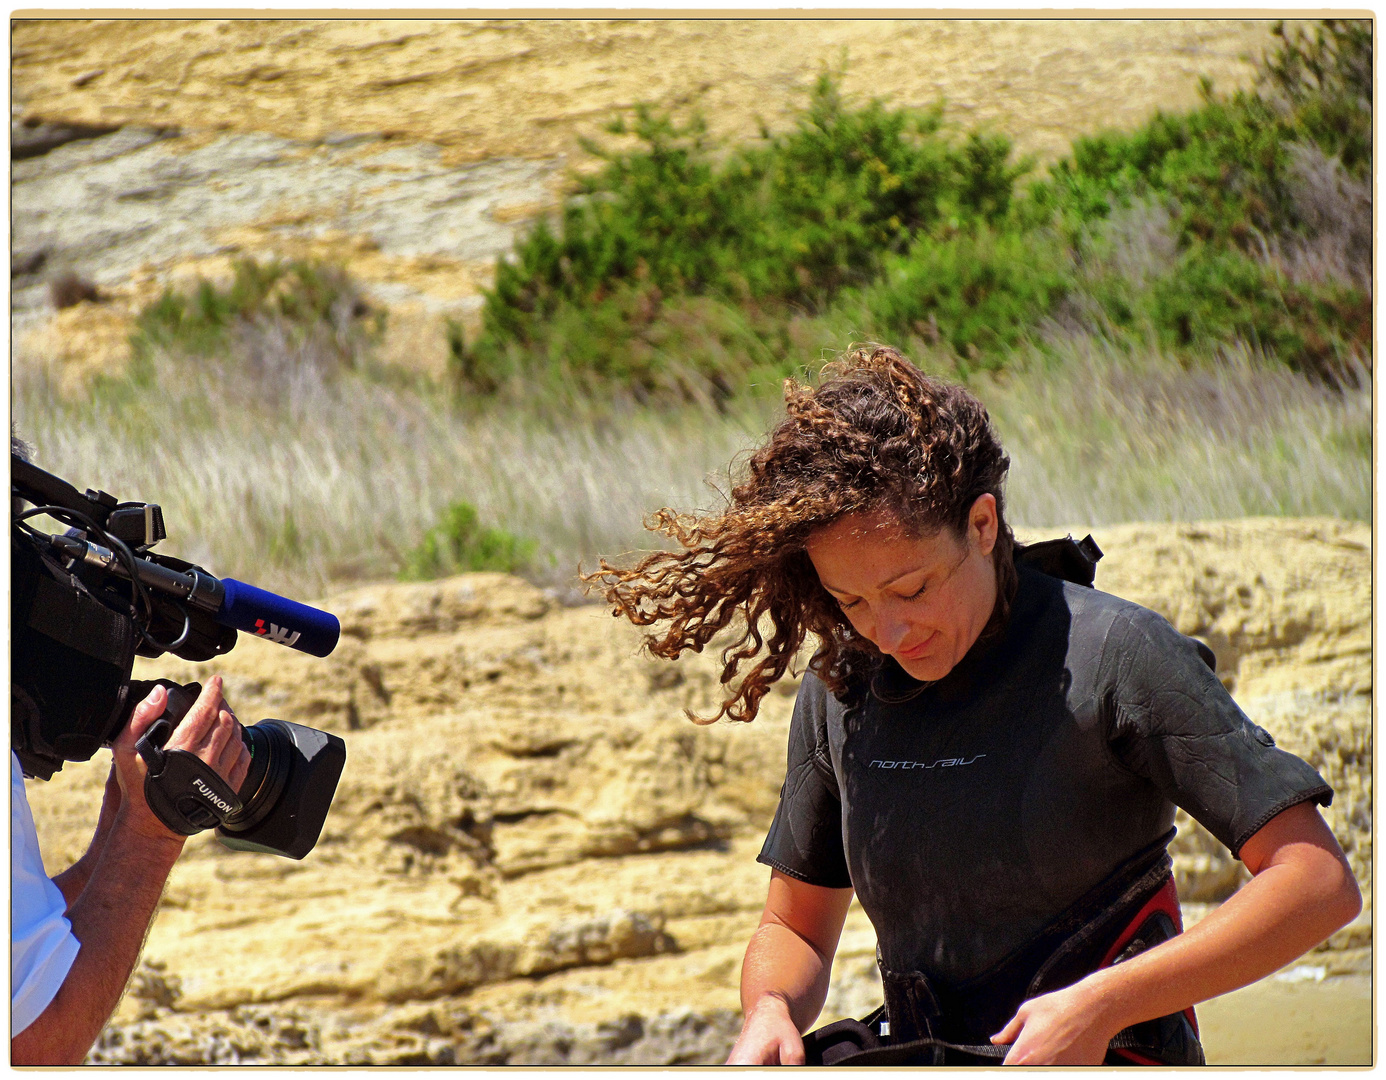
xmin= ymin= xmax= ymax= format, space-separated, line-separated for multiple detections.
xmin=1094 ymin=606 xmax=1146 ymax=781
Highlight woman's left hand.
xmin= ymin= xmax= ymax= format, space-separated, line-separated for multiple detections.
xmin=991 ymin=980 xmax=1116 ymax=1066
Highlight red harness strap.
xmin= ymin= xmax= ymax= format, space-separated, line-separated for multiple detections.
xmin=1098 ymin=875 xmax=1200 ymax=1065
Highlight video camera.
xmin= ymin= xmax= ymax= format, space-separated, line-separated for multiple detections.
xmin=11 ymin=454 xmax=346 ymax=859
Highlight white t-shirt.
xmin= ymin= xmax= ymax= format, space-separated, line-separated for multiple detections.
xmin=11 ymin=752 xmax=80 ymax=1036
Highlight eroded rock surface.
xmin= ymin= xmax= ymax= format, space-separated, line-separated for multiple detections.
xmin=26 ymin=519 xmax=1369 ymax=1065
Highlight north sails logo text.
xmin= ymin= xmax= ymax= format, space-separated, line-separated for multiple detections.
xmin=870 ymin=754 xmax=986 ymax=770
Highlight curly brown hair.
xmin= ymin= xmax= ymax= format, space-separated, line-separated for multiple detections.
xmin=584 ymin=345 xmax=1017 ymax=724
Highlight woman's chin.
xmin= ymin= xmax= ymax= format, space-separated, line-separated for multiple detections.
xmin=895 ymin=652 xmax=954 ymax=683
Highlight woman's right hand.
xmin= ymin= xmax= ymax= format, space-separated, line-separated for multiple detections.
xmin=727 ymin=995 xmax=806 ymax=1065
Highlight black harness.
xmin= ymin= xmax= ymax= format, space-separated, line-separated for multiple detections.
xmin=803 ymin=838 xmax=1204 ymax=1066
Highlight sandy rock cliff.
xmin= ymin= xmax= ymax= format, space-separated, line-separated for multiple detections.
xmin=26 ymin=518 xmax=1370 ymax=1065
xmin=12 ymin=19 xmax=1275 ymax=389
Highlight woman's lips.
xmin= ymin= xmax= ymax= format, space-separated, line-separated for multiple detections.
xmin=895 ymin=632 xmax=937 ymax=660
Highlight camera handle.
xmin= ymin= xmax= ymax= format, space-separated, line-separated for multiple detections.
xmin=134 ymin=684 xmax=244 ymax=836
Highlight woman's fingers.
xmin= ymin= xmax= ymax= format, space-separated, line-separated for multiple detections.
xmin=992 ymin=1010 xmax=1024 ymax=1046
xmin=778 ymin=1032 xmax=807 ymax=1065
xmin=726 ymin=1007 xmax=805 ymax=1065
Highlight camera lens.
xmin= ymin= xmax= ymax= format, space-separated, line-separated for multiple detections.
xmin=221 ymin=721 xmax=292 ymax=833
xmin=216 ymin=718 xmax=346 ymax=860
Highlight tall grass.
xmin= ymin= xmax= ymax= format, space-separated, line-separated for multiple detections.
xmin=13 ymin=355 xmax=771 ymax=600
xmin=984 ymin=338 xmax=1370 ymax=527
xmin=14 ymin=332 xmax=1368 ymax=602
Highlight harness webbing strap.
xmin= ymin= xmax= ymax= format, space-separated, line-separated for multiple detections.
xmin=805 ymin=1023 xmax=1168 ymax=1065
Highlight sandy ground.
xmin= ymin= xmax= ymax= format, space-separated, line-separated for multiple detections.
xmin=1199 ymin=975 xmax=1372 ymax=1066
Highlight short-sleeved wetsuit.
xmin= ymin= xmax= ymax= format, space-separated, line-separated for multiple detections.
xmin=759 ymin=562 xmax=1333 ymax=989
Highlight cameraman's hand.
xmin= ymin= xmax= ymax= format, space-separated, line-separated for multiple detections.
xmin=111 ymin=676 xmax=252 ymax=844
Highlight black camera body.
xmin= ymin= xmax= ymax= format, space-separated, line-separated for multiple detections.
xmin=12 ymin=456 xmax=346 ymax=860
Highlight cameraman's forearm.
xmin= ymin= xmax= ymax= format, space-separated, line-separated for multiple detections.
xmin=53 ymin=764 xmax=125 ymax=909
xmin=52 ymin=814 xmax=122 ymax=908
xmin=52 ymin=855 xmax=98 ymax=910
xmin=52 ymin=818 xmax=121 ymax=908
xmin=11 ymin=820 xmax=184 ymax=1065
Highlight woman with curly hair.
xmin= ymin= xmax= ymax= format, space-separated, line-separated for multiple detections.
xmin=586 ymin=346 xmax=1358 ymax=1066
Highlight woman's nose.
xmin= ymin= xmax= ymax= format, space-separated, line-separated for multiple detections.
xmin=874 ymin=607 xmax=911 ymax=653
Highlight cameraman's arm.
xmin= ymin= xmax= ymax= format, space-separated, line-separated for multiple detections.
xmin=12 ymin=679 xmax=250 ymax=1066
xmin=13 ymin=817 xmax=184 ymax=1064
xmin=51 ymin=767 xmax=123 ymax=909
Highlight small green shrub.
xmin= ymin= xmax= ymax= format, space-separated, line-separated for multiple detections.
xmin=400 ymin=501 xmax=536 ymax=580
xmin=132 ymin=258 xmax=381 ymax=366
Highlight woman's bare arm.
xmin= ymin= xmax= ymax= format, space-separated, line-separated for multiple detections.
xmin=993 ymin=801 xmax=1361 ymax=1065
xmin=727 ymin=870 xmax=855 ymax=1065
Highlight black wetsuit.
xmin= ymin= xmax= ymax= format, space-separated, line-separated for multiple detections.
xmin=760 ymin=563 xmax=1332 ymax=1045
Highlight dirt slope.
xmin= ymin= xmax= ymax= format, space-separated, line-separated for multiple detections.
xmin=25 ymin=518 xmax=1370 ymax=1065
xmin=13 ymin=20 xmax=1273 ymax=166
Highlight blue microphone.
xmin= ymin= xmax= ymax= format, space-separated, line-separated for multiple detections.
xmin=216 ymin=578 xmax=341 ymax=657
xmin=49 ymin=533 xmax=342 ymax=658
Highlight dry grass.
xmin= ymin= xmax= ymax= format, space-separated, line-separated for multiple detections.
xmin=983 ymin=335 xmax=1371 ymax=528
xmin=1272 ymin=142 xmax=1372 ymax=290
xmin=13 ymin=335 xmax=1368 ymax=602
xmin=13 ymin=356 xmax=771 ymax=600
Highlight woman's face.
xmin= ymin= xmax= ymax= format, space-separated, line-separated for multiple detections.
xmin=806 ymin=495 xmax=1000 ymax=683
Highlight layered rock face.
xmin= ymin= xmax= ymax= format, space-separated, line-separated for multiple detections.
xmin=26 ymin=518 xmax=1370 ymax=1065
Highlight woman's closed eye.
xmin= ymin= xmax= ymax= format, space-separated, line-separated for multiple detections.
xmin=835 ymin=578 xmax=927 ymax=609
xmin=891 ymin=572 xmax=930 ymax=602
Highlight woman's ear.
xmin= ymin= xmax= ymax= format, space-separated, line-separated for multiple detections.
xmin=970 ymin=493 xmax=998 ymax=557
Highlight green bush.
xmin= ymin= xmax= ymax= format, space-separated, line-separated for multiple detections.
xmin=1142 ymin=247 xmax=1369 ymax=381
xmin=457 ymin=21 xmax=1370 ymax=403
xmin=1038 ymin=91 xmax=1295 ymax=249
xmin=1034 ymin=18 xmax=1370 ymax=251
xmin=400 ymin=501 xmax=536 ymax=580
xmin=459 ymin=72 xmax=1030 ymax=400
xmin=1260 ymin=19 xmax=1371 ymax=177
xmin=862 ymin=227 xmax=1073 ymax=371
